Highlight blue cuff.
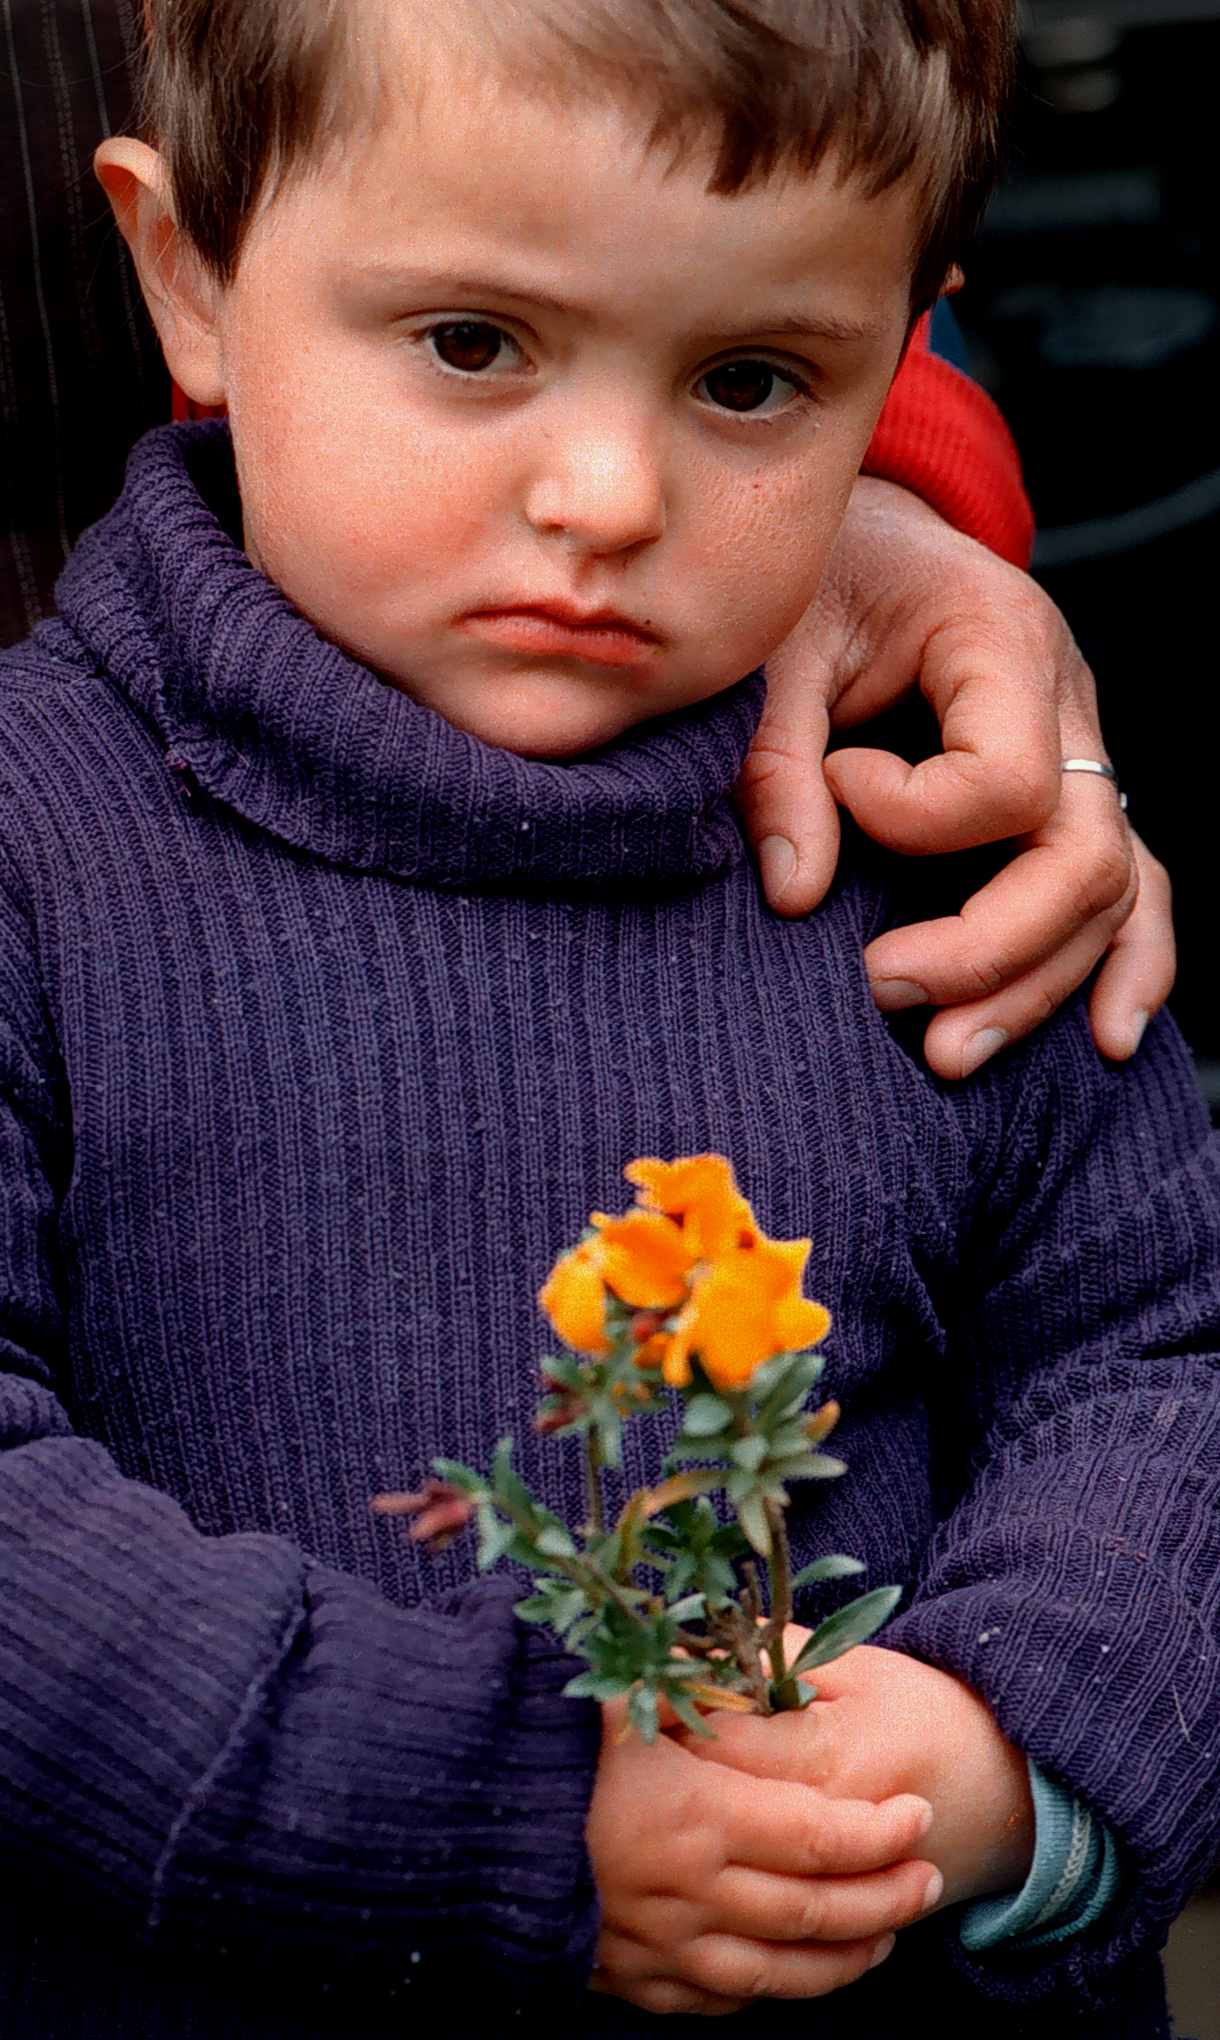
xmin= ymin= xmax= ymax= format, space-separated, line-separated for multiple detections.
xmin=959 ymin=1760 xmax=1127 ymax=1951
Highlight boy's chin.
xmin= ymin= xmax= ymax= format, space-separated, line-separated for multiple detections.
xmin=386 ymin=667 xmax=726 ymax=761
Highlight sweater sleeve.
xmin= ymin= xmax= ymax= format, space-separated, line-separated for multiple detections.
xmin=862 ymin=311 xmax=1036 ymax=567
xmin=0 ymin=851 xmax=600 ymax=2002
xmin=884 ymin=1006 xmax=1220 ymax=2009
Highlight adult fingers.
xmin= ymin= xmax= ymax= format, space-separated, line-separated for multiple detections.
xmin=864 ymin=775 xmax=1138 ymax=1076
xmin=824 ymin=728 xmax=1057 ymax=859
xmin=1087 ymin=832 xmax=1175 ymax=1061
xmin=823 ymin=601 xmax=1066 ymax=857
xmin=735 ymin=675 xmax=842 ymax=917
xmin=712 ymin=1856 xmax=941 ymax=1945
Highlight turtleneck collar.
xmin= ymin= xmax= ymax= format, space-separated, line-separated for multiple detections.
xmin=55 ymin=423 xmax=763 ymax=898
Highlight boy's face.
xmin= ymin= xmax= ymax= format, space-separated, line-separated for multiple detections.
xmin=196 ymin=77 xmax=918 ymax=757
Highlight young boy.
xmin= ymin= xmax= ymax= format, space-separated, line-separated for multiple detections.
xmin=0 ymin=3 xmax=1216 ymax=2038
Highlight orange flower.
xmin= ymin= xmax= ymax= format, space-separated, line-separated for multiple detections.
xmin=589 ymin=1209 xmax=693 ymax=1309
xmin=540 ymin=1156 xmax=830 ymax=1388
xmin=663 ymin=1233 xmax=831 ymax=1390
xmin=625 ymin=1154 xmax=757 ymax=1260
xmin=538 ymin=1243 xmax=613 ymax=1355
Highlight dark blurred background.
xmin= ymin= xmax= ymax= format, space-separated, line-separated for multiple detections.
xmin=954 ymin=14 xmax=1220 ymax=2022
xmin=952 ymin=0 xmax=1220 ymax=1106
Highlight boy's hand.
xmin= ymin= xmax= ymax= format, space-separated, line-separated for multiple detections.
xmin=738 ymin=476 xmax=1173 ymax=1080
xmin=586 ymin=1696 xmax=939 ymax=2016
xmin=675 ymin=1643 xmax=1036 ymax=1915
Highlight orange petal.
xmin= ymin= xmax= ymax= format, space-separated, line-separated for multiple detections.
xmin=665 ymin=1236 xmax=830 ymax=1390
xmin=538 ymin=1245 xmax=612 ymax=1355
xmin=591 ymin=1209 xmax=693 ymax=1309
xmin=625 ymin=1153 xmax=757 ymax=1260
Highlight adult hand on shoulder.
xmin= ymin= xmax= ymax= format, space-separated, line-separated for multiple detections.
xmin=737 ymin=476 xmax=1174 ymax=1080
xmin=675 ymin=1642 xmax=1036 ymax=1915
xmin=585 ymin=1695 xmax=938 ymax=2016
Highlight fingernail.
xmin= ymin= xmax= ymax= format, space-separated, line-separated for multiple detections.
xmin=1129 ymin=1009 xmax=1149 ymax=1055
xmin=958 ymin=1026 xmax=1008 ymax=1078
xmin=920 ymin=1870 xmax=944 ymax=1914
xmin=915 ymin=1798 xmax=934 ymax=1840
xmin=758 ymin=835 xmax=797 ymax=897
xmin=871 ymin=978 xmax=929 ymax=1012
xmin=869 ymin=1933 xmax=896 ymax=1970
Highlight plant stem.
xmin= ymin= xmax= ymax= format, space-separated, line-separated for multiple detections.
xmin=762 ymin=1494 xmax=804 ymax=1710
xmin=585 ymin=1429 xmax=605 ymax=1536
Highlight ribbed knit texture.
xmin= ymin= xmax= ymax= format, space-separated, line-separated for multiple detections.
xmin=863 ymin=312 xmax=1036 ymax=567
xmin=0 ymin=424 xmax=1217 ymax=2040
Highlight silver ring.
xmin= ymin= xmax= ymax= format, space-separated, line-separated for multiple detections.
xmin=1061 ymin=757 xmax=1128 ymax=812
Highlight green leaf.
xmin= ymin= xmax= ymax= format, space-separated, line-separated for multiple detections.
xmin=627 ymin=1687 xmax=660 ymax=1742
xmin=663 ymin=1684 xmax=719 ymax=1738
xmin=514 ymin=1592 xmax=561 ymax=1624
xmin=737 ymin=1492 xmax=772 ymax=1555
xmin=665 ymin=1593 xmax=708 ymax=1624
xmin=474 ymin=1510 xmax=517 ymax=1570
xmin=534 ymin=1524 xmax=578 ymax=1559
xmin=679 ymin=1394 xmax=734 ymax=1437
xmin=754 ymin=1351 xmax=825 ymax=1428
xmin=783 ymin=1453 xmax=847 ymax=1482
xmin=490 ymin=1436 xmax=537 ymax=1516
xmin=539 ymin=1353 xmax=589 ymax=1392
xmin=789 ymin=1554 xmax=866 ymax=1591
xmin=788 ymin=1586 xmax=903 ymax=1675
xmin=729 ymin=1434 xmax=768 ymax=1473
xmin=595 ymin=1413 xmax=624 ymax=1470
xmin=514 ymin=1582 xmax=590 ymax=1634
xmin=430 ymin=1458 xmax=488 ymax=1499
xmin=563 ymin=1668 xmax=635 ymax=1703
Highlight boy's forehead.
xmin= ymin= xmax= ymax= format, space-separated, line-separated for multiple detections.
xmin=264 ymin=76 xmax=918 ymax=347
xmin=322 ymin=0 xmax=922 ymax=202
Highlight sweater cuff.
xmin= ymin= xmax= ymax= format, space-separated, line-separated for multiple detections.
xmin=862 ymin=311 xmax=1035 ymax=568
xmin=959 ymin=1760 xmax=1127 ymax=1952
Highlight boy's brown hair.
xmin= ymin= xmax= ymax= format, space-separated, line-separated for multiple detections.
xmin=142 ymin=0 xmax=1014 ymax=311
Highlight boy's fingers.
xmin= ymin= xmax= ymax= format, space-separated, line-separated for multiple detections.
xmin=591 ymin=1926 xmax=896 ymax=2016
xmin=1087 ymin=834 xmax=1175 ymax=1061
xmin=713 ymin=1856 xmax=941 ymax=1945
xmin=716 ymin=1772 xmax=932 ymax=1875
xmin=735 ymin=686 xmax=842 ymax=917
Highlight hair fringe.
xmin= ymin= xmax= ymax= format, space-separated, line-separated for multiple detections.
xmin=140 ymin=0 xmax=1013 ymax=306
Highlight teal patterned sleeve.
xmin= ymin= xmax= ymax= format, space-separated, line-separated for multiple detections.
xmin=960 ymin=1761 xmax=1127 ymax=1951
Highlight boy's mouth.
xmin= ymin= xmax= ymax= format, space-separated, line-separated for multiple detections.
xmin=459 ymin=605 xmax=660 ymax=669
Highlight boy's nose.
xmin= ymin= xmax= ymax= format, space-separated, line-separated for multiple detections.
xmin=522 ymin=411 xmax=667 ymax=556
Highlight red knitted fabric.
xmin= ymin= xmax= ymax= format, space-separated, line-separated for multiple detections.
xmin=171 ymin=311 xmax=1034 ymax=569
xmin=862 ymin=312 xmax=1035 ymax=568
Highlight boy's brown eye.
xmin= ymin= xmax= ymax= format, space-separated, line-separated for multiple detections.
xmin=429 ymin=321 xmax=509 ymax=372
xmin=700 ymin=360 xmax=793 ymax=413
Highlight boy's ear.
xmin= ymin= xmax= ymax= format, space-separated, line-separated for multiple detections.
xmin=94 ymin=138 xmax=227 ymax=409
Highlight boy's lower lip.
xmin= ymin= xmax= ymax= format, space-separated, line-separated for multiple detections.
xmin=460 ymin=610 xmax=659 ymax=668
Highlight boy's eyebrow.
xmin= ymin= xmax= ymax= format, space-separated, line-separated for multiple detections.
xmin=343 ymin=263 xmax=886 ymax=345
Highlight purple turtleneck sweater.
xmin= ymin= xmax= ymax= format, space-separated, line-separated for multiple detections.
xmin=0 ymin=423 xmax=1218 ymax=2040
